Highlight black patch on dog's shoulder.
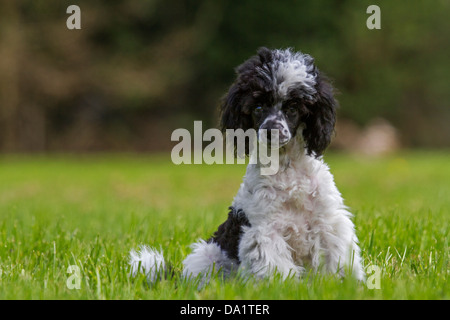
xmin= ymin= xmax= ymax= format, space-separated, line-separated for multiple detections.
xmin=208 ymin=206 xmax=250 ymax=262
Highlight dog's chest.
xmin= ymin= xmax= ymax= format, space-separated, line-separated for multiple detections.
xmin=269 ymin=174 xmax=320 ymax=261
xmin=236 ymin=165 xmax=322 ymax=263
xmin=246 ymin=165 xmax=319 ymax=216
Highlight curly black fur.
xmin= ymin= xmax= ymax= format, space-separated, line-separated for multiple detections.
xmin=208 ymin=206 xmax=250 ymax=262
xmin=220 ymin=47 xmax=275 ymax=133
xmin=302 ymin=73 xmax=338 ymax=157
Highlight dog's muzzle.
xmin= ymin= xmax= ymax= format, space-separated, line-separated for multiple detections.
xmin=258 ymin=121 xmax=291 ymax=148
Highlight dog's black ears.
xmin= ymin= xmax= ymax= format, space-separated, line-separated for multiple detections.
xmin=219 ymin=83 xmax=254 ymax=157
xmin=302 ymin=72 xmax=338 ymax=157
xmin=220 ymin=47 xmax=274 ymax=132
xmin=219 ymin=83 xmax=253 ymax=132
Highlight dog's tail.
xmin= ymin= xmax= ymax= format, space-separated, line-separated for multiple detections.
xmin=129 ymin=245 xmax=169 ymax=283
xmin=129 ymin=240 xmax=236 ymax=284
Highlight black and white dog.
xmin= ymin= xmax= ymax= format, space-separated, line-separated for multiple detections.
xmin=130 ymin=47 xmax=365 ymax=282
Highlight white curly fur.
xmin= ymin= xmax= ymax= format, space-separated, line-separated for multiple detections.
xmin=233 ymin=136 xmax=364 ymax=280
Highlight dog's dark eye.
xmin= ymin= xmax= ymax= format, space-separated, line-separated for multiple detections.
xmin=285 ymin=106 xmax=298 ymax=116
xmin=253 ymin=106 xmax=263 ymax=114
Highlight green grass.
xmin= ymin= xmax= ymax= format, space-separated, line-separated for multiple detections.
xmin=0 ymin=152 xmax=448 ymax=299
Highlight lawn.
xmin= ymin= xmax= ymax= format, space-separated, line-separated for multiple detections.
xmin=0 ymin=152 xmax=448 ymax=299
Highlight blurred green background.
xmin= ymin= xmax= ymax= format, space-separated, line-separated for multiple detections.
xmin=0 ymin=0 xmax=449 ymax=153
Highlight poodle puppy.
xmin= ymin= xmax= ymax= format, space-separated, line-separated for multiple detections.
xmin=130 ymin=47 xmax=365 ymax=282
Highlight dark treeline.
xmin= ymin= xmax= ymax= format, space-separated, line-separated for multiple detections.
xmin=0 ymin=0 xmax=448 ymax=152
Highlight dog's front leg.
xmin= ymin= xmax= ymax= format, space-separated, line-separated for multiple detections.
xmin=319 ymin=209 xmax=365 ymax=281
xmin=238 ymin=227 xmax=303 ymax=279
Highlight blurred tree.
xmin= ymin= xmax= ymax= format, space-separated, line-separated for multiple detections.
xmin=0 ymin=1 xmax=22 ymax=151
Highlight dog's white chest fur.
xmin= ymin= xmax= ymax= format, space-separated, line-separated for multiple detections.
xmin=233 ymin=155 xmax=325 ymax=266
xmin=231 ymin=148 xmax=361 ymax=278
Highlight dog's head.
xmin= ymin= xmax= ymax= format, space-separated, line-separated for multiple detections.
xmin=220 ymin=47 xmax=337 ymax=157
